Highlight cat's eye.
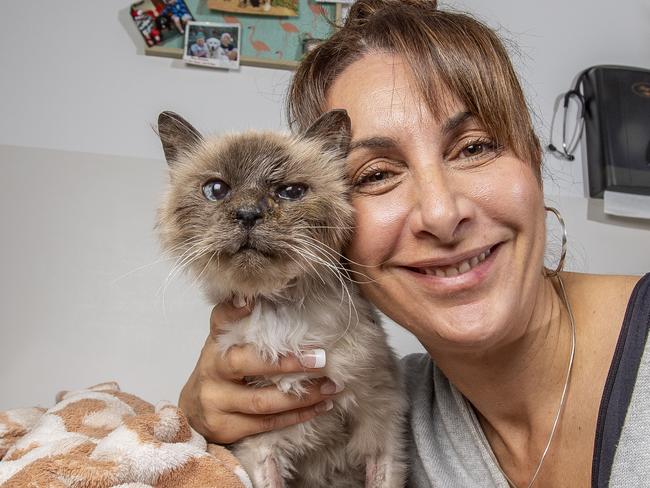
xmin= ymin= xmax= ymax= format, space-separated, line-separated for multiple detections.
xmin=276 ymin=184 xmax=308 ymax=201
xmin=202 ymin=179 xmax=230 ymax=201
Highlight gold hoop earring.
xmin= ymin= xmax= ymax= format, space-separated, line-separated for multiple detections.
xmin=544 ymin=206 xmax=567 ymax=277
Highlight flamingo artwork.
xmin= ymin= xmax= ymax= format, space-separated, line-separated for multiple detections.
xmin=247 ymin=25 xmax=271 ymax=57
xmin=308 ymin=2 xmax=327 ymax=31
xmin=308 ymin=2 xmax=326 ymax=16
xmin=278 ymin=20 xmax=299 ymax=51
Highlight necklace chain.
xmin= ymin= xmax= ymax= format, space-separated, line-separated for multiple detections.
xmin=468 ymin=274 xmax=576 ymax=488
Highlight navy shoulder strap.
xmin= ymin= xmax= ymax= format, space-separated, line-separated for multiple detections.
xmin=592 ymin=273 xmax=650 ymax=487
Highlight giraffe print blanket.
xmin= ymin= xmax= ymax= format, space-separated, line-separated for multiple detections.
xmin=0 ymin=382 xmax=252 ymax=488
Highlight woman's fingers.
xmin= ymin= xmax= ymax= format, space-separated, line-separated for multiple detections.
xmin=216 ymin=344 xmax=326 ymax=380
xmin=217 ymin=377 xmax=340 ymax=415
xmin=211 ymin=401 xmax=335 ymax=444
xmin=209 ymin=301 xmax=252 ymax=340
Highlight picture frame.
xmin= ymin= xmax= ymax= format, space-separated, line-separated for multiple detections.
xmin=207 ymin=0 xmax=300 ymax=18
xmin=183 ymin=21 xmax=241 ymax=69
xmin=130 ymin=0 xmax=195 ymax=47
xmin=144 ymin=0 xmax=341 ymax=70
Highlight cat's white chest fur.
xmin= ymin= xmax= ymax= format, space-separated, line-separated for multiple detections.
xmin=216 ymin=300 xmax=328 ymax=395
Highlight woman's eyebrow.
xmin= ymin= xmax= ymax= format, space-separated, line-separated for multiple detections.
xmin=348 ymin=112 xmax=474 ymax=153
xmin=442 ymin=111 xmax=473 ymax=134
xmin=349 ymin=136 xmax=399 ymax=153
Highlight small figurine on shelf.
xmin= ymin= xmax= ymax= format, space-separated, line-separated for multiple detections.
xmin=161 ymin=0 xmax=193 ymax=34
xmin=131 ymin=7 xmax=162 ymax=46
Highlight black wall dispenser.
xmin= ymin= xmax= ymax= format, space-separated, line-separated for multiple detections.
xmin=581 ymin=65 xmax=650 ymax=199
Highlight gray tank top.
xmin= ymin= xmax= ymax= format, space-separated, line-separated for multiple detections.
xmin=402 ymin=273 xmax=650 ymax=487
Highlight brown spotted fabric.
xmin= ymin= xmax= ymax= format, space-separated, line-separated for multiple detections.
xmin=0 ymin=382 xmax=251 ymax=488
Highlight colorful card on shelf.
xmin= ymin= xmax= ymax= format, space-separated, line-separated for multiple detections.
xmin=183 ymin=21 xmax=241 ymax=69
xmin=131 ymin=0 xmax=195 ymax=47
xmin=207 ymin=0 xmax=299 ymax=18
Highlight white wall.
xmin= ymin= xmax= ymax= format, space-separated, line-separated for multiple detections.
xmin=1 ymin=0 xmax=649 ymax=409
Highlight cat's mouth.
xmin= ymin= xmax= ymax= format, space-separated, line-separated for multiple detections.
xmin=235 ymin=239 xmax=275 ymax=258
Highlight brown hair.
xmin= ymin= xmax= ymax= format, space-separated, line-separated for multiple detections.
xmin=287 ymin=0 xmax=542 ymax=176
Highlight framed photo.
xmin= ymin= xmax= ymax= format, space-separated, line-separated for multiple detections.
xmin=131 ymin=0 xmax=194 ymax=47
xmin=183 ymin=21 xmax=241 ymax=69
xmin=158 ymin=0 xmax=194 ymax=34
xmin=207 ymin=0 xmax=299 ymax=18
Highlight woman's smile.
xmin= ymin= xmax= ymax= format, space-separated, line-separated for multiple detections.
xmin=396 ymin=241 xmax=503 ymax=294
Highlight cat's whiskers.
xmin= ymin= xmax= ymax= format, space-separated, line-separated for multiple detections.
xmin=291 ymin=230 xmax=386 ymax=270
xmin=286 ymin=245 xmax=329 ymax=287
xmin=291 ymin=242 xmax=360 ymax=335
xmin=293 ymin=236 xmax=377 ymax=285
xmin=158 ymin=242 xmax=213 ymax=312
xmin=292 ymin=240 xmax=348 ymax=288
xmin=294 ymin=234 xmax=382 ymax=281
xmin=191 ymin=249 xmax=220 ymax=289
xmin=292 ymin=224 xmax=354 ymax=231
xmin=277 ymin=250 xmax=331 ymax=305
xmin=160 ymin=246 xmax=212 ymax=318
xmin=110 ymin=238 xmax=206 ymax=286
xmin=164 ymin=242 xmax=209 ymax=284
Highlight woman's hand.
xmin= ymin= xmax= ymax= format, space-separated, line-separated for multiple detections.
xmin=178 ymin=302 xmax=337 ymax=444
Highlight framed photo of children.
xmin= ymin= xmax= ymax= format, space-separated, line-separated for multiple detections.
xmin=183 ymin=21 xmax=241 ymax=70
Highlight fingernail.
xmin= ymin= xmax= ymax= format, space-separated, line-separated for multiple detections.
xmin=320 ymin=380 xmax=344 ymax=395
xmin=315 ymin=399 xmax=334 ymax=413
xmin=233 ymin=295 xmax=246 ymax=308
xmin=299 ymin=349 xmax=326 ymax=368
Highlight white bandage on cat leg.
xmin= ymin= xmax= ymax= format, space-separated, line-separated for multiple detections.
xmin=299 ymin=348 xmax=326 ymax=368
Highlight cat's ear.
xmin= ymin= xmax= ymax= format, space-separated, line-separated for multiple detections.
xmin=157 ymin=111 xmax=204 ymax=165
xmin=303 ymin=109 xmax=351 ymax=158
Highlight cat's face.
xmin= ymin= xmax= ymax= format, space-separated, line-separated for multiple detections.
xmin=157 ymin=110 xmax=354 ymax=299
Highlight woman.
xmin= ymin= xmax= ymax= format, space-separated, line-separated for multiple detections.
xmin=178 ymin=1 xmax=649 ymax=486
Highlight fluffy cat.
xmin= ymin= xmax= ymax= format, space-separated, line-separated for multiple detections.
xmin=156 ymin=110 xmax=406 ymax=488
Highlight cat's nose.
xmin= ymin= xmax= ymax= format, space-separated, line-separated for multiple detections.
xmin=235 ymin=207 xmax=263 ymax=229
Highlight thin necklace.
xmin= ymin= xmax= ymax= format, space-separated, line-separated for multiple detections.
xmin=468 ymin=274 xmax=576 ymax=488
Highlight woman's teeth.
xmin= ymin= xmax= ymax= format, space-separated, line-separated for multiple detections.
xmin=416 ymin=249 xmax=492 ymax=277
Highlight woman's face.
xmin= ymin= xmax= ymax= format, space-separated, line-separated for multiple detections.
xmin=326 ymin=52 xmax=546 ymax=354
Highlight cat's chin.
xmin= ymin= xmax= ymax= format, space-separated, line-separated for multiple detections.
xmin=200 ymin=255 xmax=305 ymax=302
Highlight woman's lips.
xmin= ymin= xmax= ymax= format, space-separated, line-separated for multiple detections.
xmin=406 ymin=246 xmax=494 ymax=277
xmin=399 ymin=243 xmax=502 ymax=291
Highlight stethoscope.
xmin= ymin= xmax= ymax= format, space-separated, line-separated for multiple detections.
xmin=547 ymin=69 xmax=590 ymax=161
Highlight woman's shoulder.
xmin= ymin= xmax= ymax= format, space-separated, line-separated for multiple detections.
xmin=562 ymin=272 xmax=647 ymax=326
xmin=562 ymin=271 xmax=644 ymax=298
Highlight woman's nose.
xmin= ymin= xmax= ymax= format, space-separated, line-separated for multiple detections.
xmin=407 ymin=167 xmax=472 ymax=244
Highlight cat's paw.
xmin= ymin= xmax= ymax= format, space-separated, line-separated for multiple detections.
xmin=268 ymin=373 xmax=312 ymax=397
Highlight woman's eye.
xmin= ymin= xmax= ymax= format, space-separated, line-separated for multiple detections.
xmin=354 ymin=166 xmax=396 ymax=188
xmin=457 ymin=139 xmax=498 ymax=160
xmin=202 ymin=179 xmax=230 ymax=201
xmin=277 ymin=183 xmax=308 ymax=201
xmin=461 ymin=143 xmax=486 ymax=157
